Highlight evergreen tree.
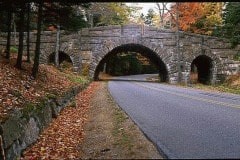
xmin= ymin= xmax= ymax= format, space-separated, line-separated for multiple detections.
xmin=144 ymin=9 xmax=155 ymax=26
xmin=43 ymin=3 xmax=88 ymax=31
xmin=5 ymin=4 xmax=13 ymax=59
xmin=43 ymin=3 xmax=89 ymax=67
xmin=32 ymin=1 xmax=43 ymax=78
xmin=213 ymin=2 xmax=240 ymax=47
xmin=15 ymin=2 xmax=26 ymax=69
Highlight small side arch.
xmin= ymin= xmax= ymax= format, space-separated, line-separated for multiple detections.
xmin=48 ymin=51 xmax=72 ymax=64
xmin=185 ymin=46 xmax=223 ymax=84
xmin=190 ymin=55 xmax=213 ymax=84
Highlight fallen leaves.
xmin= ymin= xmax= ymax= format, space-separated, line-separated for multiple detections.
xmin=21 ymin=81 xmax=100 ymax=160
xmin=0 ymin=55 xmax=100 ymax=159
xmin=0 ymin=56 xmax=81 ymax=120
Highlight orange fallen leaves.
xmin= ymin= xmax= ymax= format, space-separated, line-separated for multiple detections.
xmin=21 ymin=82 xmax=100 ymax=160
xmin=0 ymin=56 xmax=77 ymax=120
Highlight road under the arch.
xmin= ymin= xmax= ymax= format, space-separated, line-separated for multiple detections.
xmin=93 ymin=44 xmax=169 ymax=82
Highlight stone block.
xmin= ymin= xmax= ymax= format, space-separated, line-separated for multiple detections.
xmin=163 ymin=40 xmax=176 ymax=46
xmin=82 ymin=51 xmax=92 ymax=60
xmin=81 ymin=28 xmax=89 ymax=36
xmin=22 ymin=118 xmax=39 ymax=146
xmin=0 ymin=112 xmax=25 ymax=148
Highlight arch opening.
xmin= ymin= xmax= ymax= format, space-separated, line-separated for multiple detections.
xmin=48 ymin=51 xmax=73 ymax=70
xmin=190 ymin=55 xmax=213 ymax=84
xmin=94 ymin=44 xmax=169 ymax=82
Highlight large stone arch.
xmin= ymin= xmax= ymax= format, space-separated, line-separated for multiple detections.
xmin=90 ymin=42 xmax=170 ymax=82
xmin=184 ymin=45 xmax=224 ymax=84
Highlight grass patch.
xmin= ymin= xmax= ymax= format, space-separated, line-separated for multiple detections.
xmin=191 ymin=83 xmax=240 ymax=95
xmin=216 ymin=85 xmax=240 ymax=95
xmin=112 ymin=107 xmax=134 ymax=151
xmin=66 ymin=73 xmax=89 ymax=84
xmin=46 ymin=93 xmax=57 ymax=99
xmin=233 ymin=52 xmax=240 ymax=61
xmin=178 ymin=74 xmax=240 ymax=95
xmin=9 ymin=89 xmax=22 ymax=97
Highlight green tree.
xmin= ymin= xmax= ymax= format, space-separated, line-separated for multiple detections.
xmin=105 ymin=52 xmax=143 ymax=76
xmin=15 ymin=2 xmax=26 ymax=69
xmin=127 ymin=4 xmax=143 ymax=24
xmin=0 ymin=3 xmax=20 ymax=59
xmin=4 ymin=4 xmax=13 ymax=59
xmin=43 ymin=3 xmax=88 ymax=31
xmin=87 ymin=3 xmax=130 ymax=27
xmin=200 ymin=2 xmax=223 ymax=35
xmin=144 ymin=9 xmax=156 ymax=26
xmin=43 ymin=2 xmax=89 ymax=67
xmin=26 ymin=2 xmax=31 ymax=62
xmin=32 ymin=1 xmax=43 ymax=78
xmin=213 ymin=2 xmax=240 ymax=48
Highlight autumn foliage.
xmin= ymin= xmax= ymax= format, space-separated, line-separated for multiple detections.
xmin=171 ymin=3 xmax=204 ymax=31
xmin=170 ymin=2 xmax=224 ymax=35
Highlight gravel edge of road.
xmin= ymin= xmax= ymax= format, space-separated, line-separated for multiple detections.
xmin=106 ymin=81 xmax=166 ymax=159
xmin=79 ymin=81 xmax=163 ymax=159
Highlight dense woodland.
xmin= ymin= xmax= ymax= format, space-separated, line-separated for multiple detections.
xmin=0 ymin=2 xmax=239 ymax=78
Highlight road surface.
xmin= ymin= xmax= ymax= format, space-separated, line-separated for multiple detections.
xmin=108 ymin=74 xmax=240 ymax=159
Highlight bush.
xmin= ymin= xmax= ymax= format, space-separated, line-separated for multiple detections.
xmin=82 ymin=63 xmax=89 ymax=76
xmin=233 ymin=52 xmax=240 ymax=61
xmin=10 ymin=46 xmax=18 ymax=53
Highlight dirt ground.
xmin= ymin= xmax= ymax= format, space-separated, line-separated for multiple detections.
xmin=78 ymin=81 xmax=163 ymax=159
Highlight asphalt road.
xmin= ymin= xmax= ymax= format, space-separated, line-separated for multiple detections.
xmin=108 ymin=74 xmax=240 ymax=159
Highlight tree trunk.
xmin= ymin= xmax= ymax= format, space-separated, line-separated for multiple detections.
xmin=156 ymin=3 xmax=164 ymax=29
xmin=55 ymin=24 xmax=60 ymax=67
xmin=176 ymin=3 xmax=182 ymax=83
xmin=31 ymin=2 xmax=43 ymax=78
xmin=26 ymin=2 xmax=31 ymax=63
xmin=5 ymin=8 xmax=12 ymax=59
xmin=12 ymin=13 xmax=17 ymax=47
xmin=16 ymin=3 xmax=25 ymax=69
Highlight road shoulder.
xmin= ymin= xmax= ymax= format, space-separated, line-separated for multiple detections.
xmin=78 ymin=81 xmax=162 ymax=159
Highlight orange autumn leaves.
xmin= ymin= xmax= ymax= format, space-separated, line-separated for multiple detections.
xmin=170 ymin=2 xmax=224 ymax=35
xmin=0 ymin=56 xmax=76 ymax=120
xmin=21 ymin=82 xmax=100 ymax=160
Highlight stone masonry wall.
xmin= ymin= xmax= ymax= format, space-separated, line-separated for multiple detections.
xmin=0 ymin=25 xmax=239 ymax=83
xmin=0 ymin=83 xmax=89 ymax=160
xmin=79 ymin=24 xmax=239 ymax=84
xmin=0 ymin=31 xmax=82 ymax=72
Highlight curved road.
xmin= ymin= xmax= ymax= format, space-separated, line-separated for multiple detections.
xmin=108 ymin=74 xmax=240 ymax=159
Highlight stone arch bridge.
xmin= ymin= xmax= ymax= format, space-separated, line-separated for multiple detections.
xmin=0 ymin=24 xmax=239 ymax=84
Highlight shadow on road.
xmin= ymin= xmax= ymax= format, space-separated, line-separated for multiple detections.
xmin=96 ymin=73 xmax=161 ymax=83
xmin=96 ymin=78 xmax=160 ymax=83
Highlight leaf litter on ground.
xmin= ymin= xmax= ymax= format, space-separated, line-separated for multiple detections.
xmin=21 ymin=81 xmax=100 ymax=160
xmin=0 ymin=55 xmax=86 ymax=121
